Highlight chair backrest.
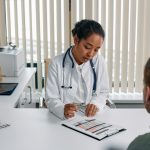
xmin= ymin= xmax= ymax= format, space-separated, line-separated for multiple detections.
xmin=0 ymin=66 xmax=3 ymax=81
xmin=44 ymin=58 xmax=51 ymax=86
xmin=44 ymin=58 xmax=51 ymax=108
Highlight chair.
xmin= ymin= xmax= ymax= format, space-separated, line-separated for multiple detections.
xmin=44 ymin=58 xmax=51 ymax=86
xmin=0 ymin=66 xmax=3 ymax=81
xmin=44 ymin=58 xmax=51 ymax=108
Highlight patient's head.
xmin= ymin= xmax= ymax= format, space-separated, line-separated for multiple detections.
xmin=143 ymin=58 xmax=150 ymax=113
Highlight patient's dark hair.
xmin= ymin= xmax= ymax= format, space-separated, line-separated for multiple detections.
xmin=144 ymin=58 xmax=150 ymax=87
xmin=72 ymin=19 xmax=105 ymax=41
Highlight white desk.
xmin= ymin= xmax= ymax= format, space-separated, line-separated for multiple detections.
xmin=0 ymin=68 xmax=36 ymax=108
xmin=0 ymin=108 xmax=149 ymax=150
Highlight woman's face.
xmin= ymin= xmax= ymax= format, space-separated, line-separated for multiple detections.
xmin=72 ymin=33 xmax=104 ymax=65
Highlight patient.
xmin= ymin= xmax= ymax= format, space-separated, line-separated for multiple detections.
xmin=127 ymin=58 xmax=150 ymax=150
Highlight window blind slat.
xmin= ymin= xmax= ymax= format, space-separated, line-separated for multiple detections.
xmin=114 ymin=0 xmax=121 ymax=92
xmin=99 ymin=0 xmax=106 ymax=58
xmin=135 ymin=0 xmax=145 ymax=92
xmin=14 ymin=0 xmax=19 ymax=46
xmin=85 ymin=0 xmax=93 ymax=19
xmin=49 ymin=0 xmax=55 ymax=57
xmin=120 ymin=0 xmax=129 ymax=92
xmin=128 ymin=0 xmax=137 ymax=92
xmin=42 ymin=0 xmax=48 ymax=59
xmin=21 ymin=0 xmax=26 ymax=64
xmin=6 ymin=0 xmax=11 ymax=43
xmin=93 ymin=0 xmax=98 ymax=20
xmin=0 ymin=0 xmax=6 ymax=46
xmin=143 ymin=0 xmax=150 ymax=64
xmin=97 ymin=0 xmax=101 ymax=23
xmin=71 ymin=0 xmax=77 ymax=45
xmin=35 ymin=0 xmax=42 ymax=92
xmin=64 ymin=0 xmax=70 ymax=50
xmin=29 ymin=0 xmax=33 ymax=67
xmin=79 ymin=0 xmax=84 ymax=20
xmin=106 ymin=0 xmax=114 ymax=92
xmin=56 ymin=0 xmax=62 ymax=55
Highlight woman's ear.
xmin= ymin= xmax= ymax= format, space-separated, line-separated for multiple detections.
xmin=73 ymin=34 xmax=79 ymax=45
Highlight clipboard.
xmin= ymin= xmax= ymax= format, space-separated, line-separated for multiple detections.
xmin=0 ymin=83 xmax=18 ymax=95
xmin=61 ymin=117 xmax=126 ymax=141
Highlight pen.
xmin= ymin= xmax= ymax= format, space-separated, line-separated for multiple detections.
xmin=73 ymin=103 xmax=86 ymax=108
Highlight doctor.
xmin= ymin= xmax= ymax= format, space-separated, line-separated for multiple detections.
xmin=46 ymin=19 xmax=109 ymax=119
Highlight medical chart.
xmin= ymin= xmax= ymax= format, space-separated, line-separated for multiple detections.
xmin=61 ymin=117 xmax=126 ymax=141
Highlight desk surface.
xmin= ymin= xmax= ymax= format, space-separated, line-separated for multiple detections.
xmin=0 ymin=68 xmax=36 ymax=108
xmin=0 ymin=108 xmax=149 ymax=150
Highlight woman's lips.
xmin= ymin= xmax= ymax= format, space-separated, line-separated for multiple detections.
xmin=83 ymin=57 xmax=91 ymax=62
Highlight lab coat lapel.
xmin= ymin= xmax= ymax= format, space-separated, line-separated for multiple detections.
xmin=64 ymin=54 xmax=78 ymax=94
xmin=65 ymin=51 xmax=80 ymax=89
xmin=82 ymin=61 xmax=93 ymax=100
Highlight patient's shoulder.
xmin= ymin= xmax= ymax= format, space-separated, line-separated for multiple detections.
xmin=127 ymin=132 xmax=150 ymax=150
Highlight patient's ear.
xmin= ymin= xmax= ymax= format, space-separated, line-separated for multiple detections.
xmin=147 ymin=86 xmax=150 ymax=98
xmin=144 ymin=86 xmax=150 ymax=113
xmin=144 ymin=86 xmax=150 ymax=102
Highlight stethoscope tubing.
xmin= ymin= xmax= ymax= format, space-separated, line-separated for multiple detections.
xmin=61 ymin=46 xmax=97 ymax=96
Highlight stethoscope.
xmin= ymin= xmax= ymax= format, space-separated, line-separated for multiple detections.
xmin=61 ymin=46 xmax=97 ymax=96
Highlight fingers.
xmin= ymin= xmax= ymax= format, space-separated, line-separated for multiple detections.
xmin=65 ymin=112 xmax=75 ymax=119
xmin=64 ymin=104 xmax=77 ymax=119
xmin=85 ymin=104 xmax=98 ymax=117
xmin=65 ymin=104 xmax=77 ymax=112
xmin=64 ymin=103 xmax=98 ymax=118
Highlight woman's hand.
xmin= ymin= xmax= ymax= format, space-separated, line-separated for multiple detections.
xmin=85 ymin=104 xmax=98 ymax=117
xmin=64 ymin=104 xmax=77 ymax=119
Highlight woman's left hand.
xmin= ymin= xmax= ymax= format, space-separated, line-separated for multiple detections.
xmin=85 ymin=104 xmax=98 ymax=117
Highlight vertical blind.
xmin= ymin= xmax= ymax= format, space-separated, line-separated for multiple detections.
xmin=4 ymin=0 xmax=150 ymax=93
xmin=69 ymin=0 xmax=150 ymax=93
xmin=0 ymin=0 xmax=6 ymax=46
xmin=5 ymin=0 xmax=70 ymax=92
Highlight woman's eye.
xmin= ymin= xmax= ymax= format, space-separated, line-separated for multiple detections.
xmin=85 ymin=46 xmax=92 ymax=49
xmin=95 ymin=49 xmax=99 ymax=52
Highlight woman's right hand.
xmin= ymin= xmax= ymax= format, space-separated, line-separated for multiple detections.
xmin=64 ymin=104 xmax=77 ymax=119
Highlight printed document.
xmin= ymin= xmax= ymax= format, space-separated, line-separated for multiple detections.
xmin=61 ymin=116 xmax=126 ymax=141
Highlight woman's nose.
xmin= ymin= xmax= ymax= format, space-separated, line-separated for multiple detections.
xmin=87 ymin=50 xmax=94 ymax=57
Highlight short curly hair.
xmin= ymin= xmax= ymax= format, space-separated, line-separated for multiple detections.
xmin=72 ymin=19 xmax=105 ymax=41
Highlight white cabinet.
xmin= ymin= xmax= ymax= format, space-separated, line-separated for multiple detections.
xmin=0 ymin=68 xmax=36 ymax=108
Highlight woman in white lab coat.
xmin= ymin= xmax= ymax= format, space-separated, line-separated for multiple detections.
xmin=46 ymin=19 xmax=109 ymax=119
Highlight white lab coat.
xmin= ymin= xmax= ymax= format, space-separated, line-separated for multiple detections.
xmin=46 ymin=50 xmax=109 ymax=119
